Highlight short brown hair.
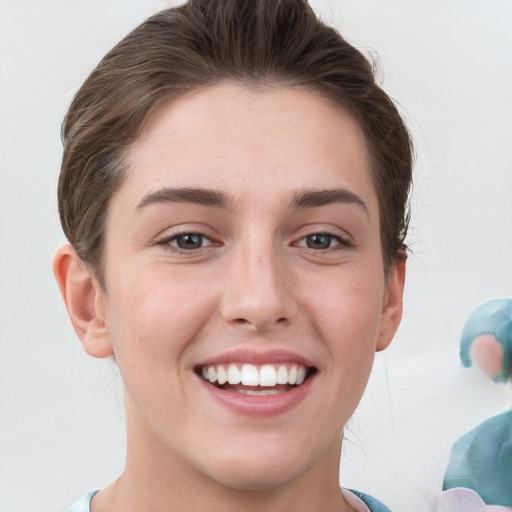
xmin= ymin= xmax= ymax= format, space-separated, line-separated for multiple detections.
xmin=58 ymin=0 xmax=413 ymax=282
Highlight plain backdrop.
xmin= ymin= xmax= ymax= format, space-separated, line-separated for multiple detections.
xmin=0 ymin=1 xmax=511 ymax=511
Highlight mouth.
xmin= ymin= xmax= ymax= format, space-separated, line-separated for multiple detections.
xmin=195 ymin=362 xmax=316 ymax=396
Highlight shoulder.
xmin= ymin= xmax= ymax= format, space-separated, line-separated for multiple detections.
xmin=347 ymin=489 xmax=392 ymax=512
xmin=67 ymin=490 xmax=99 ymax=512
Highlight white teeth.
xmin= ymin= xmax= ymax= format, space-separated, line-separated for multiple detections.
xmin=238 ymin=389 xmax=283 ymax=396
xmin=276 ymin=365 xmax=288 ymax=384
xmin=259 ymin=365 xmax=277 ymax=386
xmin=201 ymin=362 xmax=310 ymax=388
xmin=217 ymin=365 xmax=228 ymax=385
xmin=296 ymin=366 xmax=306 ymax=385
xmin=208 ymin=366 xmax=217 ymax=383
xmin=288 ymin=366 xmax=297 ymax=385
xmin=240 ymin=364 xmax=259 ymax=386
xmin=227 ymin=364 xmax=241 ymax=385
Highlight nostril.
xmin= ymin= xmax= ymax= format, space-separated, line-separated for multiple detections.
xmin=230 ymin=316 xmax=288 ymax=329
xmin=238 ymin=317 xmax=287 ymax=323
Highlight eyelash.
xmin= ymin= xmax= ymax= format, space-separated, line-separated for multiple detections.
xmin=156 ymin=230 xmax=352 ymax=255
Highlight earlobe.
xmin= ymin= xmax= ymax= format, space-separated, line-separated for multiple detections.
xmin=53 ymin=244 xmax=114 ymax=358
xmin=376 ymin=259 xmax=406 ymax=352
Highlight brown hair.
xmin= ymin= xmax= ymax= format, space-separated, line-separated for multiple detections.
xmin=58 ymin=0 xmax=413 ymax=283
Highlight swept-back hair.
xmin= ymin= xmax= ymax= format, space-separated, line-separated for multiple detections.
xmin=59 ymin=0 xmax=413 ymax=283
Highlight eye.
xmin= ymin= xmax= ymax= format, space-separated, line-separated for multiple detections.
xmin=174 ymin=233 xmax=205 ymax=250
xmin=296 ymin=233 xmax=350 ymax=250
xmin=305 ymin=234 xmax=334 ymax=250
xmin=159 ymin=232 xmax=214 ymax=251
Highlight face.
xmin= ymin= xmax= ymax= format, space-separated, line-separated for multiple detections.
xmin=95 ymin=83 xmax=403 ymax=490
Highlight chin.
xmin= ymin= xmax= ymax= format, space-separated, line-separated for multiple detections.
xmin=195 ymin=441 xmax=321 ymax=492
xmin=208 ymin=463 xmax=305 ymax=492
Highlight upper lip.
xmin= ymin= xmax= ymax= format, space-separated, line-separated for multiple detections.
xmin=196 ymin=348 xmax=316 ymax=368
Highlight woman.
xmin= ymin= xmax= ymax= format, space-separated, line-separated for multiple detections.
xmin=53 ymin=0 xmax=412 ymax=510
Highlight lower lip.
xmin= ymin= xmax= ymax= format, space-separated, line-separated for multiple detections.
xmin=198 ymin=374 xmax=315 ymax=417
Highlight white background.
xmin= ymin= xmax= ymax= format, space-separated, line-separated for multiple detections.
xmin=0 ymin=1 xmax=511 ymax=511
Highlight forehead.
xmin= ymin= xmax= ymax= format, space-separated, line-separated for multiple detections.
xmin=123 ymin=82 xmax=376 ymax=209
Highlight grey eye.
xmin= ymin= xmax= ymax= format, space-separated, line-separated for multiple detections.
xmin=175 ymin=233 xmax=204 ymax=250
xmin=305 ymin=234 xmax=333 ymax=249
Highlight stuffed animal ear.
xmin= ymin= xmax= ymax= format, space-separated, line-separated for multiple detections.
xmin=470 ymin=334 xmax=504 ymax=380
xmin=53 ymin=244 xmax=113 ymax=358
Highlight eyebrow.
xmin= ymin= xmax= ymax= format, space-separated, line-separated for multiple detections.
xmin=289 ymin=188 xmax=368 ymax=213
xmin=136 ymin=186 xmax=368 ymax=214
xmin=137 ymin=187 xmax=231 ymax=210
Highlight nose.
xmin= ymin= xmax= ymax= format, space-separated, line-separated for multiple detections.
xmin=220 ymin=239 xmax=297 ymax=332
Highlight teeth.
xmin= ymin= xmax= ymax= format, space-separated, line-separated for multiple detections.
xmin=227 ymin=364 xmax=241 ymax=385
xmin=240 ymin=364 xmax=259 ymax=386
xmin=201 ymin=362 xmax=309 ymax=387
xmin=259 ymin=365 xmax=277 ymax=386
xmin=276 ymin=365 xmax=288 ymax=384
xmin=238 ymin=389 xmax=284 ymax=396
xmin=208 ymin=366 xmax=217 ymax=383
xmin=217 ymin=365 xmax=228 ymax=385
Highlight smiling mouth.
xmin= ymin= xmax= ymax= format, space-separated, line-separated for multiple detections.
xmin=196 ymin=363 xmax=316 ymax=395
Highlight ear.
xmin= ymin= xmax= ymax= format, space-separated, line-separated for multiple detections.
xmin=53 ymin=244 xmax=114 ymax=358
xmin=376 ymin=259 xmax=406 ymax=352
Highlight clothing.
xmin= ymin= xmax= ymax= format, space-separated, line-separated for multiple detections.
xmin=68 ymin=488 xmax=391 ymax=512
xmin=68 ymin=490 xmax=98 ymax=512
xmin=349 ymin=489 xmax=391 ymax=511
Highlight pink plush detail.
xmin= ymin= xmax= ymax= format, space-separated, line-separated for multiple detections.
xmin=434 ymin=488 xmax=511 ymax=512
xmin=471 ymin=334 xmax=504 ymax=379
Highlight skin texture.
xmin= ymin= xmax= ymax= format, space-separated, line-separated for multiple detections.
xmin=54 ymin=83 xmax=405 ymax=512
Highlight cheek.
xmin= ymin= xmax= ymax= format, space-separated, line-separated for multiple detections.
xmin=306 ymin=265 xmax=384 ymax=397
xmin=105 ymin=267 xmax=217 ymax=369
xmin=308 ymin=265 xmax=384 ymax=342
xmin=103 ymin=270 xmax=220 ymax=427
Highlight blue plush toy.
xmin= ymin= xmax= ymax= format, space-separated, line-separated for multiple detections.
xmin=443 ymin=299 xmax=512 ymax=508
